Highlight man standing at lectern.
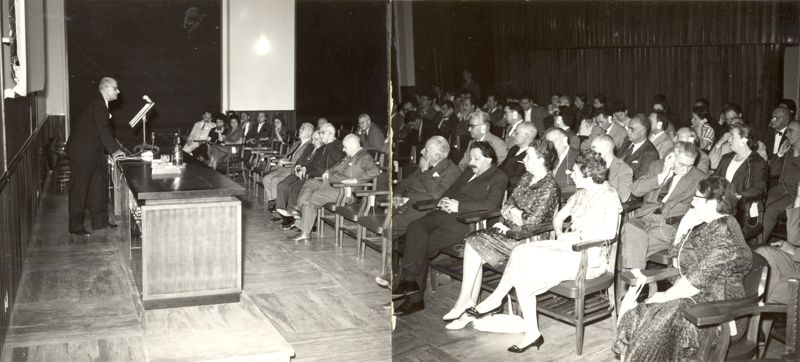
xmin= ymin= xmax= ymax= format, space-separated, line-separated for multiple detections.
xmin=65 ymin=77 xmax=126 ymax=236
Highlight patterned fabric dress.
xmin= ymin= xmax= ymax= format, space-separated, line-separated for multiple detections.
xmin=465 ymin=172 xmax=559 ymax=268
xmin=612 ymin=215 xmax=752 ymax=361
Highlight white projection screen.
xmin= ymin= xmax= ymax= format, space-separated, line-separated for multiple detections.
xmin=223 ymin=0 xmax=295 ymax=111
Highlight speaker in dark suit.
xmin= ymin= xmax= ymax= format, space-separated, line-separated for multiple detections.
xmin=65 ymin=77 xmax=125 ymax=235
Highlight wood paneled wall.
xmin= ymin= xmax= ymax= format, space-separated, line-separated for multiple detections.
xmin=0 ymin=116 xmax=61 ymax=353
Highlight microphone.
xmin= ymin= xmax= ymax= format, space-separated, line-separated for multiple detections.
xmin=143 ymin=95 xmax=153 ymax=103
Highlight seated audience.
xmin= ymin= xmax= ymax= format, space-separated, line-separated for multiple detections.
xmin=357 ymin=113 xmax=386 ymax=151
xmin=691 ymin=106 xmax=716 ymax=151
xmin=621 ymin=142 xmax=706 ymax=270
xmin=546 ymin=128 xmax=578 ymax=196
xmin=289 ymin=134 xmax=380 ymax=242
xmin=485 ymin=95 xmax=505 ymax=136
xmin=273 ymin=131 xmax=324 ymax=227
xmin=521 ymin=96 xmax=549 ymax=134
xmin=675 ymin=127 xmax=711 ymax=173
xmin=457 ymin=111 xmax=508 ymax=170
xmin=208 ymin=115 xmax=244 ymax=169
xmin=779 ymin=98 xmax=797 ymax=119
xmin=592 ymin=135 xmax=633 ymax=202
xmin=718 ymin=103 xmax=742 ymax=129
xmin=710 ymin=124 xmax=768 ymax=227
xmin=614 ymin=176 xmax=752 ymax=360
xmin=553 ymin=106 xmax=580 ymax=150
xmin=618 ymin=114 xmax=660 ymax=180
xmin=404 ymin=110 xmax=436 ymax=147
xmin=261 ymin=123 xmax=315 ymax=203
xmin=756 ymin=184 xmax=800 ymax=304
xmin=592 ymin=107 xmax=627 ymax=151
xmin=271 ymin=117 xmax=288 ymax=144
xmin=611 ymin=100 xmax=632 ymax=128
xmin=182 ymin=111 xmax=216 ymax=159
xmin=768 ymin=107 xmax=792 ymax=159
xmin=443 ymin=140 xmax=560 ymax=329
xmin=499 ymin=122 xmax=537 ymax=192
xmin=573 ymin=93 xmax=593 ymax=126
xmin=274 ymin=123 xmax=345 ymax=223
xmin=418 ymin=93 xmax=439 ymax=122
xmin=648 ymin=111 xmax=674 ymax=158
xmin=652 ymin=94 xmax=682 ymax=133
xmin=763 ymin=120 xmax=800 ymax=241
xmin=468 ymin=150 xmax=621 ymax=352
xmin=436 ymin=100 xmax=458 ymax=137
xmin=710 ymin=118 xmax=769 ymax=168
xmin=253 ymin=112 xmax=272 ymax=145
xmin=393 ymin=142 xmax=508 ymax=316
xmin=502 ymin=102 xmax=526 ymax=149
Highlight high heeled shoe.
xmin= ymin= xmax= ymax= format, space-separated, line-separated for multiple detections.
xmin=465 ymin=303 xmax=503 ymax=318
xmin=507 ymin=335 xmax=545 ymax=353
xmin=444 ymin=316 xmax=475 ymax=330
xmin=442 ymin=306 xmax=471 ymax=321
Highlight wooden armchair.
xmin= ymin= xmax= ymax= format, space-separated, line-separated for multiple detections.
xmin=317 ymin=178 xmax=377 ymax=244
xmin=353 ymin=189 xmax=391 ymax=275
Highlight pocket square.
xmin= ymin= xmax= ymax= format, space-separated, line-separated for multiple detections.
xmin=432 ymin=172 xmax=440 ymax=178
xmin=631 ymin=160 xmax=639 ymax=164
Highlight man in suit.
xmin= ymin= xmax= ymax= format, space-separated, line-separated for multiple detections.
xmin=404 ymin=111 xmax=437 ymax=147
xmin=436 ymin=100 xmax=459 ymax=137
xmin=763 ymin=120 xmax=800 ymax=241
xmin=545 ymin=127 xmax=578 ymax=197
xmin=675 ymin=127 xmax=711 ymax=173
xmin=620 ymin=142 xmax=706 ymax=270
xmin=252 ymin=112 xmax=272 ymax=145
xmin=275 ymin=123 xmax=345 ymax=223
xmin=485 ymin=95 xmax=505 ymax=136
xmin=553 ymin=106 xmax=581 ymax=150
xmin=618 ymin=114 xmax=660 ymax=180
xmin=291 ymin=134 xmax=380 ymax=241
xmin=457 ymin=111 xmax=508 ymax=170
xmin=521 ymin=96 xmax=548 ymax=134
xmin=461 ymin=69 xmax=481 ymax=102
xmin=262 ymin=122 xmax=315 ymax=203
xmin=393 ymin=142 xmax=508 ymax=315
xmin=768 ymin=107 xmax=792 ymax=159
xmin=594 ymin=108 xmax=628 ymax=151
xmin=418 ymin=94 xmax=439 ymax=122
xmin=273 ymin=131 xmax=324 ymax=227
xmin=500 ymin=122 xmax=537 ymax=192
xmin=648 ymin=111 xmax=675 ymax=158
xmin=756 ymin=184 xmax=800 ymax=304
xmin=182 ymin=111 xmax=215 ymax=157
xmin=357 ymin=114 xmax=386 ymax=151
xmin=592 ymin=135 xmax=633 ymax=202
xmin=502 ymin=102 xmax=528 ymax=149
xmin=65 ymin=77 xmax=126 ymax=236
xmin=240 ymin=112 xmax=255 ymax=143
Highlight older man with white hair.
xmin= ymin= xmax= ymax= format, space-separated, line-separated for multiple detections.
xmin=262 ymin=122 xmax=315 ymax=203
xmin=291 ymin=134 xmax=381 ymax=241
xmin=357 ymin=114 xmax=386 ymax=151
xmin=591 ymin=135 xmax=633 ymax=202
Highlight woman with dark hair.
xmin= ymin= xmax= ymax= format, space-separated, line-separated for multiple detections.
xmin=712 ymin=124 xmax=768 ymax=230
xmin=443 ymin=139 xmax=560 ymax=328
xmin=613 ymin=175 xmax=752 ymax=361
xmin=691 ymin=106 xmax=717 ymax=151
xmin=208 ymin=116 xmax=243 ymax=169
xmin=465 ymin=150 xmax=621 ymax=352
xmin=272 ymin=117 xmax=288 ymax=144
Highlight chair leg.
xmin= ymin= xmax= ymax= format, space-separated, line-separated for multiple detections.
xmin=317 ymin=210 xmax=323 ymax=237
xmin=575 ymin=295 xmax=586 ymax=355
xmin=334 ymin=215 xmax=341 ymax=247
xmin=380 ymin=237 xmax=388 ymax=275
xmin=356 ymin=226 xmax=363 ymax=259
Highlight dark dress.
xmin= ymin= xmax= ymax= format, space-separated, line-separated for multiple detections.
xmin=465 ymin=172 xmax=559 ymax=267
xmin=612 ymin=215 xmax=752 ymax=361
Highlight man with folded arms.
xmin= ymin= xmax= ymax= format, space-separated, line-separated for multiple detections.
xmin=290 ymin=134 xmax=380 ymax=241
xmin=393 ymin=142 xmax=507 ymax=316
xmin=620 ymin=142 xmax=706 ymax=271
xmin=262 ymin=122 xmax=315 ymax=205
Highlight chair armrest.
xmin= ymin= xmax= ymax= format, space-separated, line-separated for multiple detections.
xmin=619 ymin=267 xmax=681 ymax=285
xmin=572 ymin=239 xmax=613 ymax=251
xmin=413 ymin=199 xmax=439 ymax=211
xmin=331 ymin=182 xmax=372 ymax=188
xmin=456 ymin=209 xmax=501 ymax=224
xmin=622 ymin=199 xmax=643 ymax=213
xmin=684 ymin=300 xmax=785 ymax=327
xmin=648 ymin=250 xmax=673 ymax=265
xmin=354 ymin=190 xmax=391 ymax=197
xmin=505 ymin=222 xmax=554 ymax=240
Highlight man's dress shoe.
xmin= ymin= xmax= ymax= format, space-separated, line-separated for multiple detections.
xmin=392 ymin=280 xmax=421 ymax=298
xmin=69 ymin=229 xmax=91 ymax=236
xmin=393 ymin=299 xmax=424 ymax=316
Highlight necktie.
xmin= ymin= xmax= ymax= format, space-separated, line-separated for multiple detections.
xmin=657 ymin=174 xmax=675 ymax=202
xmin=776 ymin=130 xmax=784 ymax=136
xmin=622 ymin=143 xmax=634 ymax=160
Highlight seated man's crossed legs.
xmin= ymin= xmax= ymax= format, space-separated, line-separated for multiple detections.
xmin=262 ymin=168 xmax=292 ymax=203
xmin=293 ymin=180 xmax=336 ymax=240
xmin=620 ymin=213 xmax=677 ymax=270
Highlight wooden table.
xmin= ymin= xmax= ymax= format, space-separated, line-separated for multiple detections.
xmin=112 ymin=155 xmax=246 ymax=309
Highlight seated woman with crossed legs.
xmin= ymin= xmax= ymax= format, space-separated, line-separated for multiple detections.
xmin=442 ymin=139 xmax=560 ymax=329
xmin=468 ymin=150 xmax=622 ymax=353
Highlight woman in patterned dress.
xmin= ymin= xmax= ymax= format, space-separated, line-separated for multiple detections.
xmin=613 ymin=175 xmax=752 ymax=361
xmin=468 ymin=150 xmax=622 ymax=352
xmin=442 ymin=140 xmax=561 ymax=327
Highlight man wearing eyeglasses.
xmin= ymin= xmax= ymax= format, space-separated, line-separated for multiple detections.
xmin=762 ymin=120 xmax=800 ymax=241
xmin=620 ymin=142 xmax=707 ymax=271
xmin=456 ymin=111 xmax=507 ymax=171
xmin=768 ymin=107 xmax=792 ymax=159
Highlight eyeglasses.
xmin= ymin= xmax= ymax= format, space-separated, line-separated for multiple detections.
xmin=468 ymin=123 xmax=483 ymax=129
xmin=693 ymin=194 xmax=711 ymax=200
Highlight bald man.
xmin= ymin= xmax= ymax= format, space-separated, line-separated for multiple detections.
xmin=291 ymin=134 xmax=381 ymax=241
xmin=768 ymin=107 xmax=792 ymax=159
xmin=591 ymin=135 xmax=633 ymax=202
xmin=65 ymin=77 xmax=126 ymax=236
xmin=499 ymin=121 xmax=537 ymax=192
xmin=357 ymin=114 xmax=386 ymax=151
xmin=545 ymin=127 xmax=578 ymax=196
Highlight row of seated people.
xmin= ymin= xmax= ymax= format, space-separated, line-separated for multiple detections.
xmin=387 ymin=120 xmax=800 ymax=357
xmin=257 ymin=117 xmax=387 ymax=241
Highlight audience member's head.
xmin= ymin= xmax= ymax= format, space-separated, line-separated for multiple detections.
xmin=468 ymin=111 xmax=490 ymax=140
xmin=421 ymin=136 xmax=450 ymax=165
xmin=229 ymin=115 xmax=240 ymax=129
xmin=593 ymin=108 xmax=613 ymax=130
xmin=771 ymin=107 xmax=792 ymax=130
xmin=676 ymin=127 xmax=702 ymax=149
xmin=257 ymin=112 xmax=267 ymax=123
xmin=462 ymin=69 xmax=473 ymax=83
xmin=317 ymin=118 xmax=329 ymax=128
xmin=486 ymin=95 xmax=498 ymax=110
xmin=240 ymin=112 xmax=250 ymax=123
xmin=556 ymin=106 xmax=577 ymax=130
xmin=214 ymin=114 xmax=225 ymax=128
xmin=652 ymin=94 xmax=670 ymax=113
xmin=611 ymin=100 xmax=629 ymax=121
xmin=574 ymin=93 xmax=587 ymax=109
xmin=544 ymin=127 xmax=570 ymax=155
xmin=721 ymin=103 xmax=742 ymax=125
xmin=418 ymin=94 xmax=432 ymax=108
xmin=520 ymin=96 xmax=533 ymax=111
xmin=298 ymin=122 xmax=314 ymax=140
xmin=468 ymin=141 xmax=497 ymax=175
xmin=627 ymin=114 xmax=651 ymax=143
xmin=441 ymin=100 xmax=455 ymax=116
xmin=513 ymin=122 xmax=537 ymax=148
xmin=787 ymin=121 xmax=800 ymax=148
xmin=573 ymin=150 xmax=608 ymax=185
xmin=590 ymin=135 xmax=616 ymax=162
xmin=402 ymin=101 xmax=416 ymax=114
xmin=550 ymin=93 xmax=561 ymax=107
xmin=319 ymin=123 xmax=337 ymax=143
xmin=524 ymin=139 xmax=559 ymax=173
xmin=273 ymin=117 xmax=283 ymax=129
xmin=691 ymin=106 xmax=712 ymax=129
xmin=694 ymin=98 xmax=710 ymax=109
xmin=505 ymin=102 xmax=524 ymax=125
xmin=358 ymin=114 xmax=371 ymax=132
xmin=728 ymin=124 xmax=759 ymax=154
xmin=695 ymin=175 xmax=738 ymax=217
xmin=342 ymin=134 xmax=362 ymax=156
xmin=671 ymin=141 xmax=699 ymax=176
xmin=649 ymin=111 xmax=669 ymax=134
xmin=461 ymin=93 xmax=476 ymax=114
xmin=557 ymin=95 xmax=571 ymax=107
xmin=310 ymin=131 xmax=323 ymax=147
xmin=779 ymin=98 xmax=797 ymax=116
xmin=201 ymin=111 xmax=212 ymax=122
xmin=593 ymin=93 xmax=607 ymax=109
